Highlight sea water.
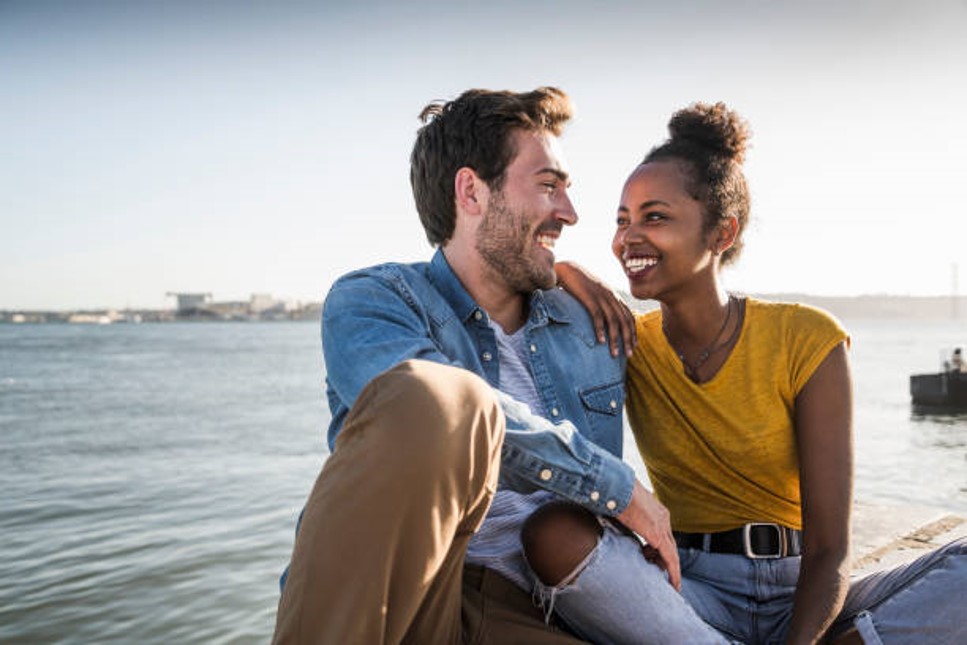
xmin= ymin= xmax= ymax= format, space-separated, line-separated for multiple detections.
xmin=1 ymin=319 xmax=965 ymax=643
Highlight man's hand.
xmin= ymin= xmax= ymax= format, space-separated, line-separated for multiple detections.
xmin=616 ymin=480 xmax=681 ymax=590
xmin=555 ymin=261 xmax=636 ymax=358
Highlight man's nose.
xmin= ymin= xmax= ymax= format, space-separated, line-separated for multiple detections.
xmin=556 ymin=191 xmax=578 ymax=226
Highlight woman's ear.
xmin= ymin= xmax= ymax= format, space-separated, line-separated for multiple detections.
xmin=712 ymin=215 xmax=739 ymax=255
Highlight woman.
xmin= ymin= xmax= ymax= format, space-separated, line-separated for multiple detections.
xmin=528 ymin=102 xmax=967 ymax=644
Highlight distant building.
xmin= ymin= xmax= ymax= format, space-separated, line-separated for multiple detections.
xmin=166 ymin=292 xmax=213 ymax=314
xmin=67 ymin=312 xmax=115 ymax=324
xmin=205 ymin=300 xmax=249 ymax=320
xmin=249 ymin=293 xmax=280 ymax=314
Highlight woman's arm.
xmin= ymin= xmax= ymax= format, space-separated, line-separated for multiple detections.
xmin=786 ymin=341 xmax=853 ymax=644
xmin=555 ymin=261 xmax=636 ymax=358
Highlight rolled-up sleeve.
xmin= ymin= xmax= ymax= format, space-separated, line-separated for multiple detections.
xmin=495 ymin=391 xmax=635 ymax=516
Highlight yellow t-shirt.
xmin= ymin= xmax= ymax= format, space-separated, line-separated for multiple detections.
xmin=627 ymin=298 xmax=849 ymax=532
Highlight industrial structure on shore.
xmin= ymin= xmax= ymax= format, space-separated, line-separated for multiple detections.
xmin=0 ymin=292 xmax=323 ymax=324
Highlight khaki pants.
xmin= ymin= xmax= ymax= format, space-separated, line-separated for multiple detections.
xmin=273 ymin=360 xmax=584 ymax=644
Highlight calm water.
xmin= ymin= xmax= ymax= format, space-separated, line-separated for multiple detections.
xmin=1 ymin=319 xmax=965 ymax=643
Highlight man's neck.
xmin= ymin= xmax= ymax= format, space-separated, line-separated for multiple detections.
xmin=479 ymin=287 xmax=528 ymax=335
xmin=442 ymin=246 xmax=528 ymax=334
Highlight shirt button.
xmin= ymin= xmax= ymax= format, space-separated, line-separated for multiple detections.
xmin=606 ymin=500 xmax=617 ymax=511
xmin=609 ymin=399 xmax=617 ymax=409
xmin=474 ymin=310 xmax=483 ymax=321
xmin=529 ymin=344 xmax=537 ymax=353
xmin=539 ymin=468 xmax=553 ymax=481
xmin=550 ymin=408 xmax=559 ymax=417
xmin=481 ymin=352 xmax=492 ymax=362
xmin=590 ymin=491 xmax=600 ymax=501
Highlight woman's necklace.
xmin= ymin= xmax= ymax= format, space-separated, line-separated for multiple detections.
xmin=662 ymin=294 xmax=736 ymax=381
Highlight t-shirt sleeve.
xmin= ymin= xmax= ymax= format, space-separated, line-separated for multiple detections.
xmin=786 ymin=304 xmax=850 ymax=395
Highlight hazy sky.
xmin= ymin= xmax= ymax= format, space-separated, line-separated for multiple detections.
xmin=3 ymin=0 xmax=966 ymax=310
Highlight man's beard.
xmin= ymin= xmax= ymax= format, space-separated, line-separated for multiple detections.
xmin=475 ymin=194 xmax=557 ymax=294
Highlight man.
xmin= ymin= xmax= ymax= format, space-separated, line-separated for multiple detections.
xmin=952 ymin=347 xmax=965 ymax=372
xmin=273 ymin=87 xmax=680 ymax=643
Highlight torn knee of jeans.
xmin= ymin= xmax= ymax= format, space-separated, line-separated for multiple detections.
xmin=521 ymin=500 xmax=603 ymax=586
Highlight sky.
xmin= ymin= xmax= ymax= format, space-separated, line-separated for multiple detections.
xmin=2 ymin=0 xmax=966 ymax=310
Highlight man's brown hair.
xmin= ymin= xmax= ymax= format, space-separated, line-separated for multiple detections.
xmin=410 ymin=87 xmax=573 ymax=246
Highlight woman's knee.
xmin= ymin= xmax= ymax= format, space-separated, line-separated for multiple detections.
xmin=521 ymin=501 xmax=603 ymax=586
xmin=932 ymin=535 xmax=967 ymax=561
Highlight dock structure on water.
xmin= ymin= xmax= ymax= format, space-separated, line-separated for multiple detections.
xmin=851 ymin=501 xmax=966 ymax=575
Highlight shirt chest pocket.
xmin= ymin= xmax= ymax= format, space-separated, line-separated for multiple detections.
xmin=579 ymin=381 xmax=624 ymax=416
xmin=577 ymin=381 xmax=625 ymax=457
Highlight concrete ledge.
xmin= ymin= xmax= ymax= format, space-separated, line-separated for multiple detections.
xmin=851 ymin=500 xmax=966 ymax=575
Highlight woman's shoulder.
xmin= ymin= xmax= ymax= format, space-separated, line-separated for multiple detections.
xmin=746 ymin=296 xmax=844 ymax=330
xmin=746 ymin=297 xmax=849 ymax=352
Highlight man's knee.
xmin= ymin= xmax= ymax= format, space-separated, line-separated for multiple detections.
xmin=356 ymin=359 xmax=501 ymax=429
xmin=522 ymin=501 xmax=602 ymax=586
xmin=383 ymin=359 xmax=497 ymax=412
xmin=344 ymin=359 xmax=504 ymax=470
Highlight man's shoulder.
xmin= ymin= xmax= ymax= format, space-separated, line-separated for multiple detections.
xmin=538 ymin=288 xmax=601 ymax=344
xmin=541 ymin=286 xmax=588 ymax=318
xmin=331 ymin=260 xmax=432 ymax=289
xmin=325 ymin=260 xmax=440 ymax=302
xmin=323 ymin=260 xmax=437 ymax=316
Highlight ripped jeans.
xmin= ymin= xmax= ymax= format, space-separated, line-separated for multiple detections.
xmin=530 ymin=523 xmax=967 ymax=644
xmin=530 ymin=521 xmax=729 ymax=644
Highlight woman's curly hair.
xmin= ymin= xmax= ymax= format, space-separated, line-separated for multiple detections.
xmin=644 ymin=102 xmax=751 ymax=266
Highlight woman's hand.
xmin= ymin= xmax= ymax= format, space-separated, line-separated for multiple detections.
xmin=555 ymin=261 xmax=636 ymax=357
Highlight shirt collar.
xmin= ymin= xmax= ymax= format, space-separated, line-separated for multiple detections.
xmin=531 ymin=288 xmax=572 ymax=325
xmin=428 ymin=248 xmax=572 ymax=326
xmin=428 ymin=249 xmax=482 ymax=323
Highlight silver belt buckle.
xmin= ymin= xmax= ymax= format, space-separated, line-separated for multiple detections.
xmin=743 ymin=523 xmax=785 ymax=559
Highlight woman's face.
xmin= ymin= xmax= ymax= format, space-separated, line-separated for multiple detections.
xmin=612 ymin=161 xmax=715 ymax=302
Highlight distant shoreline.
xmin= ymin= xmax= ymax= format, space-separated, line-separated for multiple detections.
xmin=0 ymin=306 xmax=321 ymax=324
xmin=623 ymin=293 xmax=967 ymax=322
xmin=2 ymin=294 xmax=966 ymax=324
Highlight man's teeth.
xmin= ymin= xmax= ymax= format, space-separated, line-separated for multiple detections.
xmin=537 ymin=234 xmax=556 ymax=249
xmin=625 ymin=257 xmax=657 ymax=271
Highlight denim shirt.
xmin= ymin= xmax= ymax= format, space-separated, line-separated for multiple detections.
xmin=322 ymin=249 xmax=634 ymax=516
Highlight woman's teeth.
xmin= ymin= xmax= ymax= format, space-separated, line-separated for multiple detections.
xmin=625 ymin=256 xmax=657 ymax=271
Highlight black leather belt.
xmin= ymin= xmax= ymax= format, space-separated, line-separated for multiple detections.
xmin=674 ymin=523 xmax=802 ymax=559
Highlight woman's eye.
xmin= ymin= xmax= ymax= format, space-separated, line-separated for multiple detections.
xmin=645 ymin=212 xmax=665 ymax=222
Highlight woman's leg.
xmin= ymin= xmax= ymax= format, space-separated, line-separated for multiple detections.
xmin=830 ymin=537 xmax=967 ymax=644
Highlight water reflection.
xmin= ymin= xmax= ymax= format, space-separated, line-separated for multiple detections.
xmin=910 ymin=409 xmax=967 ymax=425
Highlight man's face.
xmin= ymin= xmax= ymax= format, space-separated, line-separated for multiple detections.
xmin=475 ymin=130 xmax=577 ymax=294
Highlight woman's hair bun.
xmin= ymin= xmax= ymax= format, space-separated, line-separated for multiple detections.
xmin=667 ymin=102 xmax=750 ymax=164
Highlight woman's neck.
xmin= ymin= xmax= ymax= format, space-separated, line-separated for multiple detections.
xmin=660 ymin=284 xmax=732 ymax=346
xmin=660 ymin=282 xmax=743 ymax=383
